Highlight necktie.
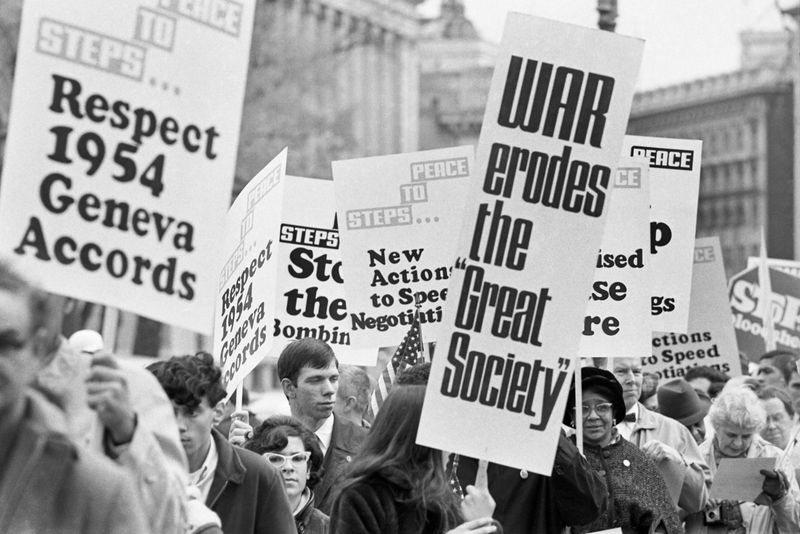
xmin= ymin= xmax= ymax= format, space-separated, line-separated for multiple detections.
xmin=623 ymin=413 xmax=636 ymax=423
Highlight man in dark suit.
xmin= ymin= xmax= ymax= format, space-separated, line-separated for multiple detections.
xmin=278 ymin=337 xmax=367 ymax=514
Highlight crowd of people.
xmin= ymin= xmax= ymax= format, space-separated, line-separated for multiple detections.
xmin=6 ymin=257 xmax=800 ymax=534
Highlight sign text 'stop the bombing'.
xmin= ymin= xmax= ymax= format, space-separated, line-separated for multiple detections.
xmin=497 ymin=56 xmax=614 ymax=149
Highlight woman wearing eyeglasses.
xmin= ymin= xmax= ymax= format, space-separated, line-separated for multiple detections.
xmin=245 ymin=415 xmax=329 ymax=534
xmin=568 ymin=367 xmax=683 ymax=534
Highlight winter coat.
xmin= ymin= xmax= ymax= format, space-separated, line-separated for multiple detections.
xmin=330 ymin=466 xmax=458 ymax=534
xmin=0 ymin=391 xmax=150 ymax=534
xmin=684 ymin=435 xmax=800 ymax=534
xmin=575 ymin=434 xmax=683 ymax=534
xmin=296 ymin=489 xmax=330 ymax=534
xmin=626 ymin=403 xmax=712 ymax=516
xmin=316 ymin=414 xmax=368 ymax=515
xmin=454 ymin=430 xmax=608 ymax=534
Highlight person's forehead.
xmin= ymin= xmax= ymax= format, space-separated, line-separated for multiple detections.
xmin=298 ymin=362 xmax=338 ymax=379
xmin=721 ymin=422 xmax=754 ymax=435
xmin=688 ymin=377 xmax=711 ymax=388
xmin=612 ymin=358 xmax=640 ymax=370
xmin=0 ymin=288 xmax=32 ymax=334
xmin=282 ymin=435 xmax=306 ymax=452
xmin=583 ymin=390 xmax=610 ymax=402
xmin=762 ymin=397 xmax=789 ymax=415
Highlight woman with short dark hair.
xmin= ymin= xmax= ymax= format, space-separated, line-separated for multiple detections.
xmin=245 ymin=415 xmax=329 ymax=534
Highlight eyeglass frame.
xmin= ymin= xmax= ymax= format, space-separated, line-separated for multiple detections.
xmin=263 ymin=451 xmax=312 ymax=468
xmin=573 ymin=402 xmax=614 ymax=419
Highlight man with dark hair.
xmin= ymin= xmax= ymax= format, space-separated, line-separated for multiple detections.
xmin=149 ymin=352 xmax=295 ymax=534
xmin=395 ymin=361 xmax=432 ymax=386
xmin=684 ymin=365 xmax=730 ymax=399
xmin=0 ymin=259 xmax=148 ymax=533
xmin=334 ymin=364 xmax=372 ymax=428
xmin=277 ymin=337 xmax=367 ymax=514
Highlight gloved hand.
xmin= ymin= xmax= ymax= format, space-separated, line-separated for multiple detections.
xmin=759 ymin=468 xmax=789 ymax=502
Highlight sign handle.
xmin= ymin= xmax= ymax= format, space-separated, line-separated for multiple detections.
xmin=575 ymin=363 xmax=583 ymax=455
xmin=102 ymin=306 xmax=119 ymax=354
xmin=235 ymin=382 xmax=244 ymax=413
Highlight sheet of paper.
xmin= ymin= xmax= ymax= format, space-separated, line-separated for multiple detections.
xmin=709 ymin=457 xmax=776 ymax=501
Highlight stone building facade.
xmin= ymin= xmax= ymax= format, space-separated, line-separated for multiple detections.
xmin=235 ymin=0 xmax=422 ymax=190
xmin=628 ymin=34 xmax=795 ymax=276
xmin=418 ymin=0 xmax=493 ymax=150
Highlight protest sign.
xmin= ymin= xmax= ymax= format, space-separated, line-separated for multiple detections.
xmin=417 ymin=13 xmax=644 ymax=474
xmin=332 ymin=146 xmax=473 ymax=353
xmin=214 ymin=149 xmax=286 ymax=395
xmin=747 ymin=257 xmax=800 ymax=279
xmin=645 ymin=237 xmax=740 ymax=379
xmin=621 ymin=136 xmax=702 ymax=333
xmin=271 ymin=175 xmax=369 ymax=365
xmin=579 ymin=159 xmax=650 ymax=358
xmin=729 ymin=264 xmax=800 ymax=361
xmin=0 ymin=0 xmax=254 ymax=333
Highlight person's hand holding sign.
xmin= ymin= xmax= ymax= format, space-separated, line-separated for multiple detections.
xmin=86 ymin=353 xmax=136 ymax=445
xmin=228 ymin=409 xmax=253 ymax=447
xmin=447 ymin=459 xmax=502 ymax=534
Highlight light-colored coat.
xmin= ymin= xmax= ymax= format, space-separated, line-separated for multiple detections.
xmin=684 ymin=435 xmax=800 ymax=534
xmin=626 ymin=403 xmax=712 ymax=516
xmin=36 ymin=346 xmax=189 ymax=533
xmin=0 ymin=391 xmax=150 ymax=534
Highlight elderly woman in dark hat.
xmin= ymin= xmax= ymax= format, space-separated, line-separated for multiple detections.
xmin=657 ymin=378 xmax=711 ymax=444
xmin=568 ymin=367 xmax=683 ymax=534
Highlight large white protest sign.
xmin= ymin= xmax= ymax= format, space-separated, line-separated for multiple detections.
xmin=0 ymin=0 xmax=254 ymax=333
xmin=270 ymin=175 xmax=368 ymax=364
xmin=417 ymin=14 xmax=643 ymax=474
xmin=579 ymin=159 xmax=650 ymax=358
xmin=621 ymin=136 xmax=701 ymax=333
xmin=646 ymin=237 xmax=741 ymax=379
xmin=332 ymin=146 xmax=473 ymax=354
xmin=214 ymin=149 xmax=286 ymax=394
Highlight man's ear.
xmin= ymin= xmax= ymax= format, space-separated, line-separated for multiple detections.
xmin=345 ymin=396 xmax=358 ymax=411
xmin=212 ymin=400 xmax=227 ymax=425
xmin=281 ymin=378 xmax=296 ymax=399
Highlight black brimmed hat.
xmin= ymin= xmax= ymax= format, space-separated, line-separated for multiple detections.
xmin=565 ymin=367 xmax=627 ymax=425
xmin=657 ymin=378 xmax=710 ymax=427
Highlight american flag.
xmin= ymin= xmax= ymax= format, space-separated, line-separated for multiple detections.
xmin=367 ymin=310 xmax=424 ymax=420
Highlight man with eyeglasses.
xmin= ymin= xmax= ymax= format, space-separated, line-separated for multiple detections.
xmin=148 ymin=352 xmax=295 ymax=534
xmin=611 ymin=357 xmax=711 ymax=519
